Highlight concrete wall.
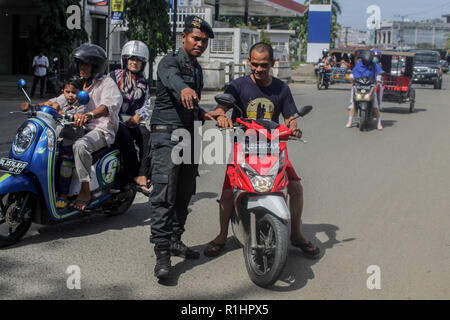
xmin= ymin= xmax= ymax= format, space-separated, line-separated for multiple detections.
xmin=200 ymin=61 xmax=226 ymax=90
xmin=271 ymin=61 xmax=291 ymax=81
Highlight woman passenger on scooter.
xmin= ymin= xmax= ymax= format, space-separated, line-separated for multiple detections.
xmin=68 ymin=43 xmax=123 ymax=211
xmin=110 ymin=40 xmax=151 ymax=196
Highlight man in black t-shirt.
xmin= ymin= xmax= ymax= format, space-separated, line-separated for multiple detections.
xmin=204 ymin=42 xmax=320 ymax=258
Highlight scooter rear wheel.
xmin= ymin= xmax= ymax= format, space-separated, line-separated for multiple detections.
xmin=106 ymin=186 xmax=136 ymax=216
xmin=244 ymin=213 xmax=288 ymax=288
xmin=0 ymin=192 xmax=34 ymax=248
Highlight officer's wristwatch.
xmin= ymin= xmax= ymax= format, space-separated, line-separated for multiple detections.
xmin=87 ymin=112 xmax=95 ymax=120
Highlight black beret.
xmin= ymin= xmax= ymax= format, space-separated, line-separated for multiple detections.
xmin=184 ymin=15 xmax=214 ymax=39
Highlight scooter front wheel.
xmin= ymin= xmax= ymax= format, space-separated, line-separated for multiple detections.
xmin=244 ymin=213 xmax=288 ymax=288
xmin=0 ymin=192 xmax=34 ymax=248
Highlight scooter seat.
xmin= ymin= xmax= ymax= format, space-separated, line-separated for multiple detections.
xmin=92 ymin=146 xmax=117 ymax=164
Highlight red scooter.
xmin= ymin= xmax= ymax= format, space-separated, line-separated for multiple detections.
xmin=215 ymin=94 xmax=312 ymax=287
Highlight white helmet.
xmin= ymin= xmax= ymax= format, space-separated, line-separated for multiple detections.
xmin=121 ymin=40 xmax=149 ymax=71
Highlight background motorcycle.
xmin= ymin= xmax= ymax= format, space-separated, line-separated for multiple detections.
xmin=0 ymin=79 xmax=136 ymax=248
xmin=215 ymin=93 xmax=312 ymax=287
xmin=317 ymin=63 xmax=330 ymax=90
xmin=353 ymin=76 xmax=376 ymax=131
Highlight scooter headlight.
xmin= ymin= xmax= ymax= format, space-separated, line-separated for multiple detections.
xmin=251 ymin=176 xmax=274 ymax=193
xmin=13 ymin=122 xmax=37 ymax=155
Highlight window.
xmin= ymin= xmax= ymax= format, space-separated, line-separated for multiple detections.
xmin=211 ymin=33 xmax=233 ymax=53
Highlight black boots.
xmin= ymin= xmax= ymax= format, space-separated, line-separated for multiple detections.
xmin=170 ymin=234 xmax=200 ymax=259
xmin=154 ymin=242 xmax=171 ymax=279
xmin=154 ymin=236 xmax=200 ymax=280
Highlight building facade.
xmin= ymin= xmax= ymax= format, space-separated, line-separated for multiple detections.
xmin=374 ymin=18 xmax=450 ymax=49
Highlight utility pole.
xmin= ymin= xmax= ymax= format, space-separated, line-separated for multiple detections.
xmin=344 ymin=26 xmax=350 ymax=47
xmin=394 ymin=14 xmax=408 ymax=50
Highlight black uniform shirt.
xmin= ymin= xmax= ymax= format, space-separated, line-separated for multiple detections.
xmin=151 ymin=48 xmax=205 ymax=127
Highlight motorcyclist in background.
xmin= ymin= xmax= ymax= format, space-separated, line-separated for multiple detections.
xmin=346 ymin=50 xmax=384 ymax=130
xmin=315 ymin=48 xmax=333 ymax=76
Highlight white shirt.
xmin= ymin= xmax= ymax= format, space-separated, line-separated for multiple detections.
xmin=83 ymin=76 xmax=123 ymax=146
xmin=32 ymin=56 xmax=49 ymax=77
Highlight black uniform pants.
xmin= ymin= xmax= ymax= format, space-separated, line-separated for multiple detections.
xmin=149 ymin=131 xmax=198 ymax=244
xmin=114 ymin=123 xmax=151 ymax=180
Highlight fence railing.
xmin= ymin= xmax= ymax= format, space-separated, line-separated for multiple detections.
xmin=168 ymin=7 xmax=213 ymax=27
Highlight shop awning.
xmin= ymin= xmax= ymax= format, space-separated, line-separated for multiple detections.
xmin=205 ymin=0 xmax=307 ymax=17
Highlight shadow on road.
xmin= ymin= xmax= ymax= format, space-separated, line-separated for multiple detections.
xmin=382 ymin=107 xmax=427 ymax=114
xmin=1 ymin=201 xmax=152 ymax=250
xmin=157 ymin=236 xmax=240 ymax=287
xmin=190 ymin=192 xmax=218 ymax=205
xmin=160 ymin=223 xmax=355 ymax=292
xmin=1 ymin=191 xmax=217 ymax=250
xmin=0 ymin=255 xmax=136 ymax=299
xmin=270 ymin=223 xmax=355 ymax=292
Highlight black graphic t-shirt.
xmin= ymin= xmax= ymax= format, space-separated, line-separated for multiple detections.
xmin=225 ymin=75 xmax=298 ymax=123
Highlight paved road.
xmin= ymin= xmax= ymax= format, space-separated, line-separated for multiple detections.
xmin=1 ymin=77 xmax=449 ymax=299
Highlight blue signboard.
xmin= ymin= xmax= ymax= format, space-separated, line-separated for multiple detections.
xmin=307 ymin=11 xmax=331 ymax=44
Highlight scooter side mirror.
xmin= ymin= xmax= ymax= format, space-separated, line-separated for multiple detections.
xmin=18 ymin=79 xmax=31 ymax=104
xmin=18 ymin=79 xmax=27 ymax=90
xmin=214 ymin=93 xmax=236 ymax=109
xmin=77 ymin=90 xmax=90 ymax=105
xmin=298 ymin=105 xmax=313 ymax=117
xmin=214 ymin=93 xmax=244 ymax=118
xmin=287 ymin=105 xmax=312 ymax=129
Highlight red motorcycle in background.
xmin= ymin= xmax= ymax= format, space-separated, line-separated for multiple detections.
xmin=215 ymin=94 xmax=312 ymax=287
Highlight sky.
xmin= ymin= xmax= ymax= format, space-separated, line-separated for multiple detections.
xmin=297 ymin=0 xmax=450 ymax=30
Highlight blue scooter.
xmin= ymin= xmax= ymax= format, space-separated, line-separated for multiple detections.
xmin=0 ymin=79 xmax=136 ymax=247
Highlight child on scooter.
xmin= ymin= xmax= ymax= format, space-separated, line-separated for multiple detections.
xmin=49 ymin=76 xmax=87 ymax=209
xmin=19 ymin=76 xmax=86 ymax=209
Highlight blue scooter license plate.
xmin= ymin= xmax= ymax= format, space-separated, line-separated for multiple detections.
xmin=0 ymin=158 xmax=28 ymax=174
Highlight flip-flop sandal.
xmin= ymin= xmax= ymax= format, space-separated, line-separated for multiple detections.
xmin=56 ymin=198 xmax=69 ymax=209
xmin=291 ymin=240 xmax=320 ymax=257
xmin=70 ymin=199 xmax=90 ymax=212
xmin=204 ymin=241 xmax=226 ymax=257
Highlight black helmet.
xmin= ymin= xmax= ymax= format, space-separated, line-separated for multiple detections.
xmin=360 ymin=50 xmax=374 ymax=66
xmin=69 ymin=43 xmax=107 ymax=79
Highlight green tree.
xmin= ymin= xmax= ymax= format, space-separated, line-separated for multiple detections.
xmin=260 ymin=29 xmax=271 ymax=44
xmin=39 ymin=0 xmax=88 ymax=65
xmin=125 ymin=0 xmax=171 ymax=81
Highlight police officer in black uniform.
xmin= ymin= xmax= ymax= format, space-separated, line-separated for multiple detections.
xmin=149 ymin=15 xmax=214 ymax=279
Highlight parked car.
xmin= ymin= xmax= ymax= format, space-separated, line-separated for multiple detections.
xmin=440 ymin=60 xmax=449 ymax=73
xmin=410 ymin=50 xmax=442 ymax=89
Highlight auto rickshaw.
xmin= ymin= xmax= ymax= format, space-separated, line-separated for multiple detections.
xmin=379 ymin=51 xmax=416 ymax=113
xmin=317 ymin=49 xmax=356 ymax=89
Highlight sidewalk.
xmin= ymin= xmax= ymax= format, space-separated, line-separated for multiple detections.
xmin=290 ymin=63 xmax=316 ymax=84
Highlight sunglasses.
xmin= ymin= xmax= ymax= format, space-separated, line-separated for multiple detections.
xmin=250 ymin=62 xmax=270 ymax=68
